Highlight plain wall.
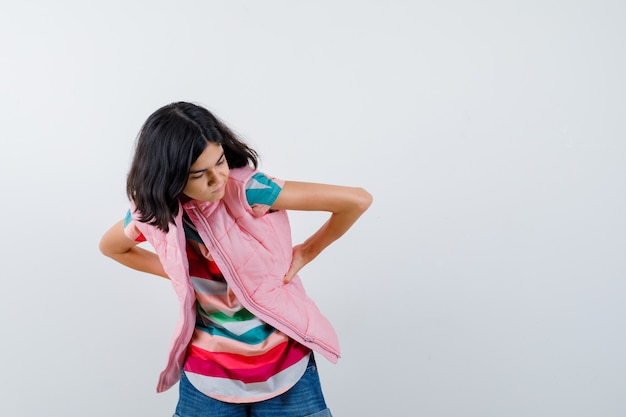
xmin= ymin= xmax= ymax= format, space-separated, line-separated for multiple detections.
xmin=1 ymin=1 xmax=625 ymax=416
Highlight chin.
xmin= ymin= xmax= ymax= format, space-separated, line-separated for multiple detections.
xmin=209 ymin=191 xmax=226 ymax=202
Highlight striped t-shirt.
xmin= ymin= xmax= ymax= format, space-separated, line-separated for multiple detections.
xmin=124 ymin=172 xmax=311 ymax=403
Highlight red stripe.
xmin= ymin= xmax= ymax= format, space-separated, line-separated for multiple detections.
xmin=189 ymin=340 xmax=289 ymax=367
xmin=184 ymin=341 xmax=310 ymax=384
xmin=186 ymin=246 xmax=216 ymax=280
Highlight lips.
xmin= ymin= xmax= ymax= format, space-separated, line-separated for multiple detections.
xmin=212 ymin=183 xmax=226 ymax=194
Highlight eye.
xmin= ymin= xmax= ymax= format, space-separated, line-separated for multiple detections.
xmin=190 ymin=172 xmax=204 ymax=179
xmin=216 ymin=154 xmax=226 ymax=165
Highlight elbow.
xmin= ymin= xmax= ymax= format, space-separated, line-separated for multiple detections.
xmin=98 ymin=237 xmax=114 ymax=258
xmin=99 ymin=219 xmax=131 ymax=259
xmin=99 ymin=235 xmax=127 ymax=259
xmin=355 ymin=187 xmax=373 ymax=213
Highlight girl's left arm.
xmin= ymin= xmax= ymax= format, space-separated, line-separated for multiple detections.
xmin=271 ymin=181 xmax=373 ymax=283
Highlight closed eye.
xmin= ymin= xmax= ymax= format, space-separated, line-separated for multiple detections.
xmin=188 ymin=151 xmax=225 ymax=179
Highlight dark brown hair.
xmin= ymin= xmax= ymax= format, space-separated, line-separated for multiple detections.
xmin=126 ymin=102 xmax=258 ymax=232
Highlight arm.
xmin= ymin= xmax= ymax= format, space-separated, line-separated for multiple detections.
xmin=99 ymin=219 xmax=169 ymax=279
xmin=271 ymin=181 xmax=373 ymax=283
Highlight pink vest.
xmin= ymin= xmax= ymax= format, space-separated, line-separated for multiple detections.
xmin=132 ymin=167 xmax=340 ymax=393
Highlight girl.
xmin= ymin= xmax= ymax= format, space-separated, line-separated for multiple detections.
xmin=99 ymin=102 xmax=372 ymax=417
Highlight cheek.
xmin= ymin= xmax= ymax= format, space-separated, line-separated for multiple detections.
xmin=183 ymin=180 xmax=200 ymax=195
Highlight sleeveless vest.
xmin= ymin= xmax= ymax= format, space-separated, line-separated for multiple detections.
xmin=132 ymin=167 xmax=340 ymax=393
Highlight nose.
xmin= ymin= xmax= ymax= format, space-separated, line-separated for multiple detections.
xmin=205 ymin=169 xmax=219 ymax=185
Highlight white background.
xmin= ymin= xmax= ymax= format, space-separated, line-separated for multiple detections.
xmin=1 ymin=1 xmax=625 ymax=416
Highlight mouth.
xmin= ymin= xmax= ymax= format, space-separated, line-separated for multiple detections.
xmin=212 ymin=183 xmax=226 ymax=194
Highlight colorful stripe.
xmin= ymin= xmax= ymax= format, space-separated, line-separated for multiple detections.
xmin=195 ymin=322 xmax=275 ymax=342
xmin=245 ymin=173 xmax=282 ymax=206
xmin=123 ymin=210 xmax=146 ymax=242
xmin=184 ymin=341 xmax=309 ymax=383
xmin=184 ymin=354 xmax=310 ymax=403
xmin=189 ymin=327 xmax=291 ymax=355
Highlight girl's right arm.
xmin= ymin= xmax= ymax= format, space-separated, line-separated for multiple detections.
xmin=99 ymin=219 xmax=169 ymax=279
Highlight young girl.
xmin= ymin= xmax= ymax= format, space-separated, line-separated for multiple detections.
xmin=99 ymin=102 xmax=372 ymax=417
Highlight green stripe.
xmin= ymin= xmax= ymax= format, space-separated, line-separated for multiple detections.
xmin=196 ymin=323 xmax=276 ymax=344
xmin=124 ymin=209 xmax=132 ymax=227
xmin=200 ymin=308 xmax=256 ymax=325
xmin=245 ymin=173 xmax=282 ymax=206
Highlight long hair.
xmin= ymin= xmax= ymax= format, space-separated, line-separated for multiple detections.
xmin=126 ymin=102 xmax=258 ymax=232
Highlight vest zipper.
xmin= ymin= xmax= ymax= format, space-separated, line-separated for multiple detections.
xmin=189 ymin=205 xmax=338 ymax=358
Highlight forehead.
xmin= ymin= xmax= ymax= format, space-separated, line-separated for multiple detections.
xmin=190 ymin=142 xmax=223 ymax=170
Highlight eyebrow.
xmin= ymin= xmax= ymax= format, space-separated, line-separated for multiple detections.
xmin=189 ymin=151 xmax=225 ymax=174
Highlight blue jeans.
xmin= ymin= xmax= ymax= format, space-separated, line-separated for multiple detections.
xmin=173 ymin=354 xmax=332 ymax=417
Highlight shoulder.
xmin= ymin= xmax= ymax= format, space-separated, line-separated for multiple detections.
xmin=245 ymin=171 xmax=283 ymax=201
xmin=123 ymin=209 xmax=146 ymax=242
xmin=227 ymin=166 xmax=257 ymax=183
